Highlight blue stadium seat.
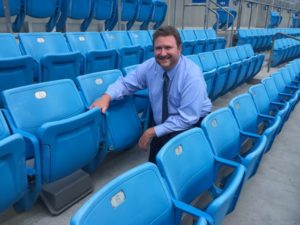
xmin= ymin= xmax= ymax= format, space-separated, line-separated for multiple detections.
xmin=71 ymin=163 xmax=208 ymax=225
xmin=120 ymin=0 xmax=138 ymax=30
xmin=194 ymin=29 xmax=212 ymax=52
xmin=243 ymin=44 xmax=264 ymax=77
xmin=19 ymin=32 xmax=82 ymax=82
xmin=249 ymin=84 xmax=289 ymax=133
xmin=76 ymin=70 xmax=142 ymax=153
xmin=56 ymin=0 xmax=93 ymax=32
xmin=213 ymin=8 xmax=237 ymax=30
xmin=0 ymin=0 xmax=25 ymax=32
xmin=150 ymin=0 xmax=168 ymax=29
xmin=178 ymin=29 xmax=196 ymax=56
xmin=213 ymin=49 xmax=238 ymax=93
xmin=25 ymin=0 xmax=61 ymax=31
xmin=0 ymin=110 xmax=41 ymax=212
xmin=205 ymin=29 xmax=226 ymax=49
xmin=2 ymin=79 xmax=103 ymax=183
xmin=225 ymin=47 xmax=247 ymax=88
xmin=135 ymin=0 xmax=154 ymax=30
xmin=0 ymin=33 xmax=35 ymax=107
xmin=101 ymin=31 xmax=143 ymax=69
xmin=229 ymin=93 xmax=281 ymax=153
xmin=235 ymin=45 xmax=255 ymax=82
xmin=180 ymin=29 xmax=205 ymax=54
xmin=202 ymin=108 xmax=267 ymax=180
xmin=65 ymin=32 xmax=117 ymax=73
xmin=128 ymin=30 xmax=153 ymax=60
xmin=123 ymin=64 xmax=150 ymax=131
xmin=157 ymin=128 xmax=246 ymax=225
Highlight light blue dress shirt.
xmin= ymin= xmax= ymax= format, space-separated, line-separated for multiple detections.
xmin=106 ymin=56 xmax=212 ymax=137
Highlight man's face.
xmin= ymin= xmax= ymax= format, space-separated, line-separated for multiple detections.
xmin=154 ymin=35 xmax=182 ymax=71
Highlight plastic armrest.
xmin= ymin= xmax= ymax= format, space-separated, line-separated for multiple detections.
xmin=214 ymin=156 xmax=242 ymax=168
xmin=240 ymin=130 xmax=261 ymax=139
xmin=278 ymin=92 xmax=293 ymax=97
xmin=172 ymin=199 xmax=213 ymax=224
xmin=257 ymin=113 xmax=275 ymax=121
xmin=270 ymin=101 xmax=286 ymax=107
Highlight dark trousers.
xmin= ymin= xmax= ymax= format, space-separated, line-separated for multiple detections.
xmin=148 ymin=116 xmax=206 ymax=163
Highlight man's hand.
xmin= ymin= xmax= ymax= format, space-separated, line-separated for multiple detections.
xmin=138 ymin=127 xmax=156 ymax=151
xmin=90 ymin=94 xmax=111 ymax=113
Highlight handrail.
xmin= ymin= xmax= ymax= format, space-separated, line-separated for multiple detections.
xmin=267 ymin=32 xmax=300 ymax=72
xmin=2 ymin=0 xmax=12 ymax=32
xmin=208 ymin=0 xmax=235 ymax=47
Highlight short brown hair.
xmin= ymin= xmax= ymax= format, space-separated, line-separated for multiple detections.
xmin=152 ymin=25 xmax=182 ymax=47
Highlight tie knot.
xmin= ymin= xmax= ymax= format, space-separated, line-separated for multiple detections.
xmin=163 ymin=72 xmax=169 ymax=81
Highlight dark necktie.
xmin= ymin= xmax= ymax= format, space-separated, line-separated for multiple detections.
xmin=162 ymin=72 xmax=169 ymax=123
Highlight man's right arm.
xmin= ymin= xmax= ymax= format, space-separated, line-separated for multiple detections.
xmin=90 ymin=94 xmax=111 ymax=113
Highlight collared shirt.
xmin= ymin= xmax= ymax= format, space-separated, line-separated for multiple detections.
xmin=106 ymin=56 xmax=212 ymax=137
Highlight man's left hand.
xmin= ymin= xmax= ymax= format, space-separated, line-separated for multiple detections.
xmin=138 ymin=127 xmax=156 ymax=151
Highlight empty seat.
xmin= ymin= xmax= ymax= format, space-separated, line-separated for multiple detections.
xmin=2 ymin=79 xmax=103 ymax=181
xmin=0 ymin=0 xmax=25 ymax=32
xmin=157 ymin=128 xmax=246 ymax=225
xmin=180 ymin=29 xmax=205 ymax=54
xmin=202 ymin=108 xmax=267 ymax=180
xmin=0 ymin=110 xmax=41 ymax=212
xmin=128 ymin=30 xmax=153 ymax=60
xmin=229 ymin=93 xmax=281 ymax=153
xmin=120 ymin=0 xmax=138 ymax=30
xmin=101 ymin=31 xmax=143 ymax=69
xmin=65 ymin=32 xmax=117 ymax=73
xmin=205 ymin=29 xmax=226 ymax=49
xmin=56 ymin=0 xmax=93 ymax=32
xmin=76 ymin=70 xmax=142 ymax=153
xmin=135 ymin=0 xmax=154 ymax=30
xmin=150 ymin=0 xmax=168 ymax=29
xmin=235 ymin=45 xmax=255 ymax=82
xmin=0 ymin=33 xmax=35 ymax=107
xmin=243 ymin=44 xmax=264 ymax=77
xmin=24 ymin=0 xmax=61 ymax=32
xmin=19 ymin=32 xmax=82 ymax=82
xmin=193 ymin=29 xmax=212 ymax=52
xmin=178 ymin=29 xmax=196 ymax=56
xmin=70 ymin=163 xmax=208 ymax=225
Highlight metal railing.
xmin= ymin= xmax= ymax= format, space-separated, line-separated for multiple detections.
xmin=267 ymin=32 xmax=300 ymax=72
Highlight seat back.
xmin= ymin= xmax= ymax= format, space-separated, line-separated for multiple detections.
xmin=225 ymin=47 xmax=240 ymax=63
xmin=128 ymin=30 xmax=152 ymax=47
xmin=249 ymin=84 xmax=272 ymax=115
xmin=201 ymin=108 xmax=241 ymax=160
xmin=2 ymin=79 xmax=85 ymax=135
xmin=151 ymin=0 xmax=167 ymax=29
xmin=198 ymin=52 xmax=218 ymax=72
xmin=92 ymin=0 xmax=115 ymax=21
xmin=229 ymin=94 xmax=259 ymax=133
xmin=262 ymin=77 xmax=280 ymax=102
xmin=101 ymin=31 xmax=134 ymax=49
xmin=121 ymin=0 xmax=138 ymax=30
xmin=70 ymin=163 xmax=176 ymax=225
xmin=272 ymin=72 xmax=289 ymax=93
xmin=19 ymin=32 xmax=71 ymax=61
xmin=157 ymin=128 xmax=215 ymax=203
xmin=76 ymin=70 xmax=142 ymax=151
xmin=0 ymin=34 xmax=22 ymax=57
xmin=135 ymin=0 xmax=153 ymax=23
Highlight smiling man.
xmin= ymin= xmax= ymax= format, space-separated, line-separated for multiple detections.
xmin=91 ymin=25 xmax=212 ymax=163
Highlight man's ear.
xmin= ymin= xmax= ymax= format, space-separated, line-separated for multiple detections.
xmin=178 ymin=44 xmax=182 ymax=53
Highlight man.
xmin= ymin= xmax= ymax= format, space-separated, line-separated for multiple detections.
xmin=91 ymin=25 xmax=212 ymax=163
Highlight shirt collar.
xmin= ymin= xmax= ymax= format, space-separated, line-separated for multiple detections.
xmin=157 ymin=56 xmax=182 ymax=80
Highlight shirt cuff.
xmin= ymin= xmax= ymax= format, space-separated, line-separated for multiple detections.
xmin=154 ymin=124 xmax=170 ymax=137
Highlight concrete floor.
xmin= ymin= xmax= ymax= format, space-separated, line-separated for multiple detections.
xmin=1 ymin=59 xmax=300 ymax=225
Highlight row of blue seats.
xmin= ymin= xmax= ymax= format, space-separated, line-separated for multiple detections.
xmin=271 ymin=38 xmax=300 ymax=67
xmin=0 ymin=29 xmax=226 ymax=106
xmin=70 ymin=59 xmax=300 ymax=225
xmin=1 ymin=57 xmax=300 ymax=216
xmin=237 ymin=28 xmax=300 ymax=51
xmin=268 ymin=11 xmax=282 ymax=28
xmin=291 ymin=15 xmax=300 ymax=28
xmin=186 ymin=44 xmax=264 ymax=101
xmin=0 ymin=0 xmax=167 ymax=32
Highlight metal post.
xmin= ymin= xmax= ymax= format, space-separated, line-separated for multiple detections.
xmin=236 ymin=0 xmax=244 ymax=30
xmin=248 ymin=3 xmax=253 ymax=28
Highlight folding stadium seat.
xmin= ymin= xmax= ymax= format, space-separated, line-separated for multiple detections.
xmin=128 ymin=30 xmax=154 ymax=60
xmin=24 ymin=0 xmax=61 ymax=32
xmin=262 ymin=77 xmax=296 ymax=116
xmin=249 ymin=84 xmax=289 ymax=133
xmin=71 ymin=163 xmax=208 ymax=225
xmin=186 ymin=54 xmax=215 ymax=100
xmin=193 ymin=29 xmax=210 ymax=52
xmin=178 ymin=29 xmax=196 ymax=56
xmin=2 ymin=79 xmax=103 ymax=214
xmin=180 ymin=29 xmax=205 ymax=54
xmin=271 ymin=39 xmax=287 ymax=67
xmin=204 ymin=29 xmax=226 ymax=50
xmin=0 ymin=0 xmax=25 ymax=32
xmin=120 ymin=0 xmax=138 ymax=30
xmin=235 ymin=45 xmax=255 ymax=82
xmin=202 ymin=108 xmax=267 ymax=180
xmin=249 ymin=29 xmax=264 ymax=51
xmin=157 ymin=128 xmax=246 ymax=225
xmin=134 ymin=0 xmax=154 ymax=30
xmin=237 ymin=29 xmax=258 ymax=51
xmin=18 ymin=32 xmax=82 ymax=82
xmin=0 ymin=33 xmax=35 ymax=107
xmin=242 ymin=44 xmax=264 ymax=77
xmin=101 ymin=31 xmax=143 ymax=69
xmin=76 ymin=70 xmax=142 ymax=153
xmin=0 ymin=110 xmax=41 ymax=213
xmin=56 ymin=0 xmax=93 ymax=32
xmin=65 ymin=32 xmax=117 ymax=73
xmin=87 ymin=0 xmax=117 ymax=31
xmin=225 ymin=47 xmax=247 ymax=88
xmin=213 ymin=8 xmax=237 ymax=30
xmin=123 ymin=65 xmax=150 ymax=131
xmin=213 ymin=49 xmax=239 ymax=93
xmin=197 ymin=52 xmax=217 ymax=100
xmin=229 ymin=94 xmax=281 ymax=153
xmin=150 ymin=0 xmax=168 ymax=29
